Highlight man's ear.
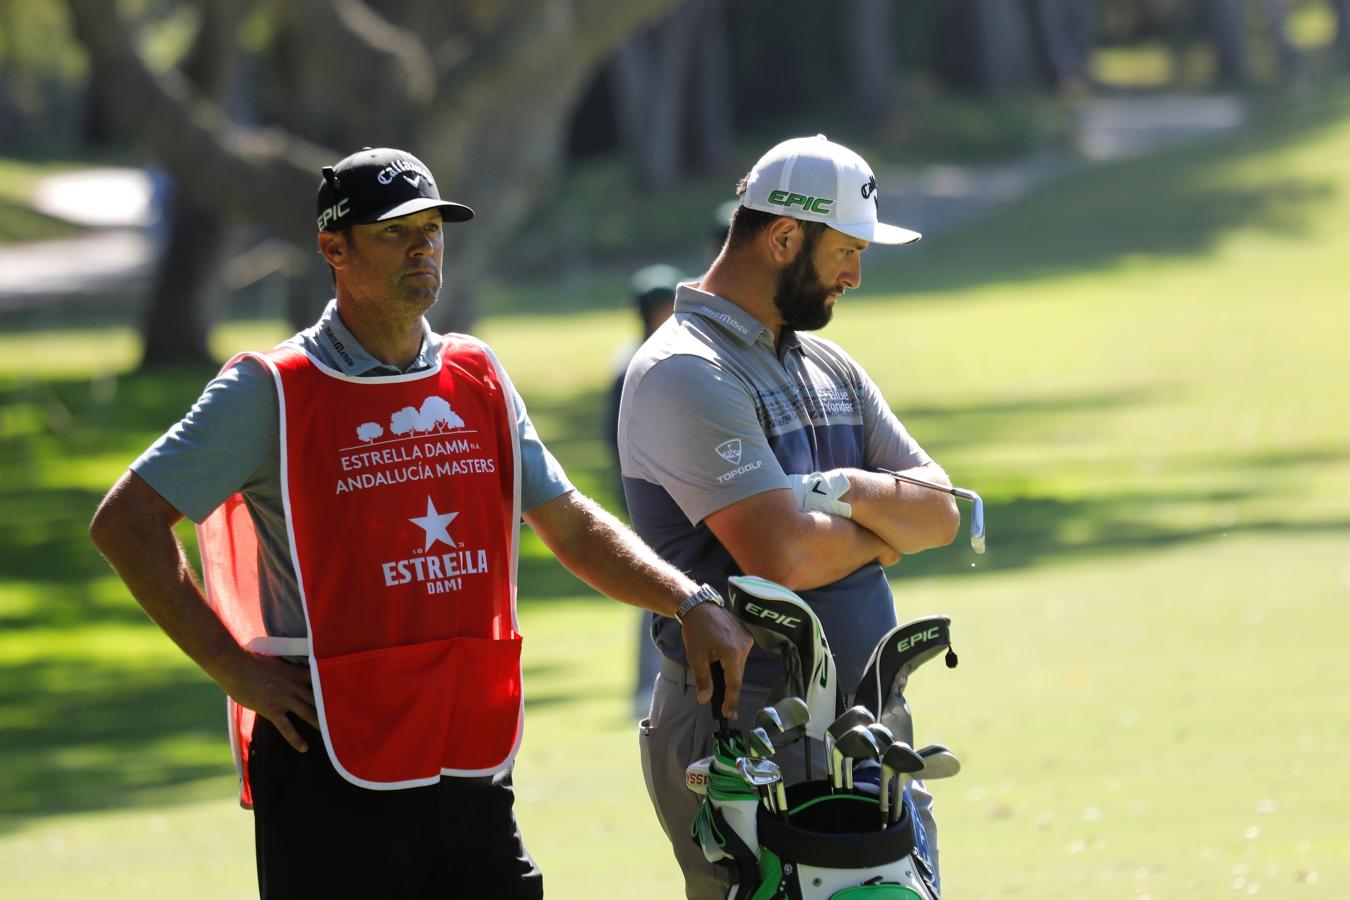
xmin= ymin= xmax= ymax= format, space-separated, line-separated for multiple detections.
xmin=317 ymin=230 xmax=347 ymax=270
xmin=765 ymin=217 xmax=802 ymax=264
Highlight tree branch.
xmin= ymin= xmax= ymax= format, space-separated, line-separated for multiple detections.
xmin=64 ymin=0 xmax=332 ymax=244
xmin=281 ymin=0 xmax=436 ymax=118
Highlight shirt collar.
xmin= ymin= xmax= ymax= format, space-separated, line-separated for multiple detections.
xmin=673 ymin=285 xmax=773 ymax=348
xmin=313 ymin=299 xmax=436 ymax=375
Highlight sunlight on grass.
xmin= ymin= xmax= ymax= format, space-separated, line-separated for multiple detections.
xmin=2 ymin=89 xmax=1349 ymax=897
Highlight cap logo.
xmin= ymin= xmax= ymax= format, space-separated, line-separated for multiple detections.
xmin=376 ymin=157 xmax=434 ymax=187
xmin=861 ymin=176 xmax=877 ymax=200
xmin=767 ymin=189 xmax=833 ymax=215
xmin=317 ymin=197 xmax=351 ymax=230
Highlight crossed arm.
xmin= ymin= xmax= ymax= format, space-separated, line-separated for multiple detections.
xmin=702 ymin=461 xmax=959 ymax=592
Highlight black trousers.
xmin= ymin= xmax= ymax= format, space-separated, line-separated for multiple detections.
xmin=249 ymin=716 xmax=543 ymax=899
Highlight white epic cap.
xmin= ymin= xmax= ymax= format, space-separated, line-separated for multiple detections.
xmin=739 ymin=134 xmax=921 ymax=245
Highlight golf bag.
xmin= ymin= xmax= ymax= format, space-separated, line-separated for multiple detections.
xmin=688 ymin=576 xmax=959 ymax=900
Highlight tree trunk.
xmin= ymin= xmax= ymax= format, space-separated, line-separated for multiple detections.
xmin=1030 ymin=0 xmax=1095 ymax=87
xmin=845 ymin=0 xmax=895 ymax=121
xmin=1328 ymin=0 xmax=1350 ymax=61
xmin=140 ymin=197 xmax=234 ymax=365
xmin=610 ymin=3 xmax=704 ymax=187
xmin=1261 ymin=0 xmax=1302 ymax=81
xmin=137 ymin=0 xmax=252 ymax=368
xmin=936 ymin=0 xmax=1041 ymax=92
xmin=1205 ymin=0 xmax=1251 ymax=85
xmin=686 ymin=0 xmax=733 ymax=175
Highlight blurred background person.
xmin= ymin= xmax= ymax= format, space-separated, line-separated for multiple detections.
xmin=607 ymin=263 xmax=683 ymax=717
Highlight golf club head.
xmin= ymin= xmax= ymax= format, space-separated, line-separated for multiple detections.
xmin=878 ymin=468 xmax=987 ymax=554
xmin=753 ymin=706 xmax=784 ymax=735
xmin=917 ymin=749 xmax=961 ymax=780
xmin=727 ymin=575 xmax=840 ymax=740
xmin=834 ymin=724 xmax=882 ymax=763
xmin=852 ymin=616 xmax=957 ymax=745
xmin=771 ymin=697 xmax=811 ymax=732
xmin=736 ymin=756 xmax=782 ymax=788
xmin=943 ymin=485 xmax=987 ymax=554
xmin=827 ymin=705 xmax=877 ymax=742
xmin=866 ymin=722 xmax=895 ymax=752
xmin=748 ymin=727 xmax=776 ymax=759
xmin=881 ymin=741 xmax=925 ymax=776
xmin=968 ymin=493 xmax=986 ymax=554
xmin=917 ymin=743 xmax=950 ymax=759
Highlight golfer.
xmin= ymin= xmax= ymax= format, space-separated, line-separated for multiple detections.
xmin=90 ymin=147 xmax=751 ymax=899
xmin=617 ymin=135 xmax=959 ymax=898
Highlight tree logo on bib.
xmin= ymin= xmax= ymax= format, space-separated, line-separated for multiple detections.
xmin=356 ymin=395 xmax=467 ymax=444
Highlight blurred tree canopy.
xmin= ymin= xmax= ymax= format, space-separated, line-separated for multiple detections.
xmin=2 ymin=0 xmax=1348 ymax=367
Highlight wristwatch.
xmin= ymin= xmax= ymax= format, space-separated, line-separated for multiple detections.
xmin=674 ymin=583 xmax=724 ymax=624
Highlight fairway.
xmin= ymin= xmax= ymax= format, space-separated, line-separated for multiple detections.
xmin=2 ymin=91 xmax=1349 ymax=898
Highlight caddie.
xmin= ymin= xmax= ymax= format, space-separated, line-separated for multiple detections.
xmin=90 ymin=147 xmax=751 ymax=899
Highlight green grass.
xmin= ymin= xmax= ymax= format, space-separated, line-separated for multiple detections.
xmin=3 ymin=89 xmax=1350 ymax=897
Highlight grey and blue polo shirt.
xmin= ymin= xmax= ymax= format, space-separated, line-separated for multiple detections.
xmin=618 ymin=285 xmax=932 ymax=691
xmin=132 ymin=300 xmax=572 ymax=638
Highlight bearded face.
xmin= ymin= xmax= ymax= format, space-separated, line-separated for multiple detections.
xmin=772 ymin=227 xmax=837 ymax=332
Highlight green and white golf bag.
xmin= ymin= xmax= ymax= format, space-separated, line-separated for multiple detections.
xmin=687 ymin=576 xmax=959 ymax=900
xmin=690 ymin=733 xmax=937 ymax=899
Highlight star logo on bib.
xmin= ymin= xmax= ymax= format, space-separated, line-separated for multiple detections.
xmin=410 ymin=496 xmax=459 ymax=551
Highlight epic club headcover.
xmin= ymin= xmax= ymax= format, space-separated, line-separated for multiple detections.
xmin=852 ymin=616 xmax=958 ymax=746
xmin=726 ymin=575 xmax=841 ymax=740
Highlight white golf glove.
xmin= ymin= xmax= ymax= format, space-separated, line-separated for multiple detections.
xmin=789 ymin=469 xmax=853 ymax=518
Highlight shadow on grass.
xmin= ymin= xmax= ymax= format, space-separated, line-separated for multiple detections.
xmin=3 ymin=332 xmax=1345 ymax=825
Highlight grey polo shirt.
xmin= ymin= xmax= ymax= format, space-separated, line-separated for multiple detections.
xmin=618 ymin=285 xmax=932 ymax=691
xmin=132 ymin=300 xmax=572 ymax=638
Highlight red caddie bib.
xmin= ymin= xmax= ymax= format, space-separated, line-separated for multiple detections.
xmin=198 ymin=335 xmax=523 ymax=803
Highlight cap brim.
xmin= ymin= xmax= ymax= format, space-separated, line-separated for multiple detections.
xmin=367 ymin=197 xmax=476 ymax=224
xmin=832 ymin=220 xmax=922 ymax=246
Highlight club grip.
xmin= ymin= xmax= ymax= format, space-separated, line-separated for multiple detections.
xmin=710 ymin=661 xmax=728 ymax=732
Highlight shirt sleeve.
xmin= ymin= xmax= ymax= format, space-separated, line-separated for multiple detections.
xmin=478 ymin=344 xmax=574 ymax=513
xmin=857 ymin=368 xmax=934 ymax=472
xmin=130 ymin=356 xmax=279 ymax=523
xmin=620 ymin=353 xmax=790 ymax=526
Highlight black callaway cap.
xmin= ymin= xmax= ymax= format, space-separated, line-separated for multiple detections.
xmin=315 ymin=147 xmax=475 ymax=232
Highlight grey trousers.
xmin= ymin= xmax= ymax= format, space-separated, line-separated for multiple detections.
xmin=638 ymin=658 xmax=940 ymax=900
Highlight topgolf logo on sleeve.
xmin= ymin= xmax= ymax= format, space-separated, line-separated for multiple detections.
xmin=715 ymin=439 xmax=743 ymax=464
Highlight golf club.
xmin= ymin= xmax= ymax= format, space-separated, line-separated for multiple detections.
xmin=916 ymin=745 xmax=961 ymax=780
xmin=867 ymin=722 xmax=895 ymax=751
xmin=875 ymin=467 xmax=985 ymax=554
xmin=736 ymin=756 xmax=785 ymax=817
xmin=832 ymin=724 xmax=881 ymax=791
xmin=826 ymin=706 xmax=876 ymax=790
xmin=771 ymin=696 xmax=811 ymax=733
xmin=726 ymin=576 xmax=844 ymax=782
xmin=748 ymin=727 xmax=776 ymax=760
xmin=852 ymin=616 xmax=957 ymax=748
xmin=879 ymin=741 xmax=924 ymax=828
xmin=754 ymin=705 xmax=784 ymax=736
